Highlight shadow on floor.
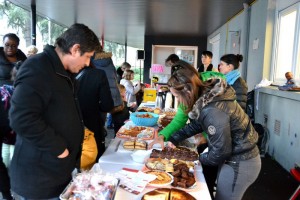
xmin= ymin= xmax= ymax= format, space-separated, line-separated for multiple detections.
xmin=243 ymin=154 xmax=298 ymax=200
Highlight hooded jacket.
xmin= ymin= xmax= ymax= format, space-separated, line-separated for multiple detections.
xmin=76 ymin=67 xmax=114 ymax=158
xmin=92 ymin=52 xmax=122 ymax=107
xmin=9 ymin=45 xmax=84 ymax=198
xmin=169 ymin=80 xmax=259 ymax=166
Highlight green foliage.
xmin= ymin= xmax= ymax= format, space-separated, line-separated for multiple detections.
xmin=133 ymin=68 xmax=143 ymax=82
xmin=104 ymin=40 xmax=125 ymax=64
xmin=37 ymin=16 xmax=67 ymax=45
xmin=0 ymin=1 xmax=30 ymax=34
xmin=0 ymin=1 xmax=66 ymax=45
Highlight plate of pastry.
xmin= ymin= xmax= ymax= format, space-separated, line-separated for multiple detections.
xmin=142 ymin=188 xmax=196 ymax=200
xmin=116 ymin=126 xmax=155 ymax=140
xmin=145 ymin=171 xmax=173 ymax=187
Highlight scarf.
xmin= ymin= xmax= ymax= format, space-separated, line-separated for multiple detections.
xmin=225 ymin=69 xmax=240 ymax=85
xmin=188 ymin=78 xmax=227 ymax=120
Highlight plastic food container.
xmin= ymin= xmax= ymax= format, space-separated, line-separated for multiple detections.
xmin=130 ymin=112 xmax=159 ymax=127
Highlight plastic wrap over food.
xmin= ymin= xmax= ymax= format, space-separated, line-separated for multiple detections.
xmin=60 ymin=167 xmax=119 ymax=200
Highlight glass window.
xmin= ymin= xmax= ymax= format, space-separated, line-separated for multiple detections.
xmin=273 ymin=4 xmax=300 ymax=84
xmin=37 ymin=16 xmax=67 ymax=46
xmin=104 ymin=41 xmax=143 ymax=82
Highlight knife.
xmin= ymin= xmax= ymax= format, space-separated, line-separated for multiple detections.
xmin=115 ymin=140 xmax=122 ymax=152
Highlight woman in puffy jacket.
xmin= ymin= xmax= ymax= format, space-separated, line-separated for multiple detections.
xmin=166 ymin=61 xmax=261 ymax=200
xmin=218 ymin=54 xmax=248 ymax=111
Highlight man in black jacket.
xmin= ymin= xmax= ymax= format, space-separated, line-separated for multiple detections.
xmin=76 ymin=66 xmax=114 ymax=160
xmin=9 ymin=23 xmax=100 ymax=199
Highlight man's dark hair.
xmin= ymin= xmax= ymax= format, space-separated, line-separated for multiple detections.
xmin=165 ymin=54 xmax=179 ymax=63
xmin=55 ymin=23 xmax=100 ymax=55
xmin=3 ymin=33 xmax=20 ymax=45
xmin=202 ymin=51 xmax=213 ymax=58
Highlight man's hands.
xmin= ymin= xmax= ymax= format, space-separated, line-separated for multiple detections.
xmin=57 ymin=149 xmax=69 ymax=158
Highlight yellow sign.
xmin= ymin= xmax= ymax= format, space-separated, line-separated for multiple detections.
xmin=143 ymin=88 xmax=157 ymax=102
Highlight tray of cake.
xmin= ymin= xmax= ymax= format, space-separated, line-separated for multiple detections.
xmin=116 ymin=126 xmax=155 ymax=140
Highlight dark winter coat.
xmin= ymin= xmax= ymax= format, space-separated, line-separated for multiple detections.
xmin=197 ymin=63 xmax=213 ymax=73
xmin=116 ymin=66 xmax=123 ymax=83
xmin=76 ymin=67 xmax=114 ymax=157
xmin=169 ymin=85 xmax=259 ymax=166
xmin=9 ymin=45 xmax=84 ymax=199
xmin=232 ymin=77 xmax=248 ymax=111
xmin=0 ymin=47 xmax=26 ymax=86
xmin=92 ymin=55 xmax=122 ymax=107
xmin=112 ymin=101 xmax=130 ymax=134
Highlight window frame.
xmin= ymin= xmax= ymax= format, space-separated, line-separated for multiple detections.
xmin=272 ymin=3 xmax=300 ymax=85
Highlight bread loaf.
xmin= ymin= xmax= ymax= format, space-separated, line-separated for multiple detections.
xmin=134 ymin=140 xmax=147 ymax=150
xmin=123 ymin=140 xmax=135 ymax=149
xmin=123 ymin=140 xmax=147 ymax=150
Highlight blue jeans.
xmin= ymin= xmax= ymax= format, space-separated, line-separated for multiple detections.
xmin=12 ymin=191 xmax=60 ymax=200
xmin=106 ymin=113 xmax=113 ymax=127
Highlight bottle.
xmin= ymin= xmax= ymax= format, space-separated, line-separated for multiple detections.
xmin=155 ymin=93 xmax=163 ymax=109
xmin=174 ymin=97 xmax=178 ymax=109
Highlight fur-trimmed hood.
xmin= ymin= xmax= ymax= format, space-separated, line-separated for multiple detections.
xmin=188 ymin=78 xmax=236 ymax=120
xmin=93 ymin=51 xmax=112 ymax=60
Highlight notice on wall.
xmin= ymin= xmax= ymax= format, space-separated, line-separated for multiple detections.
xmin=151 ymin=64 xmax=165 ymax=73
xmin=231 ymin=32 xmax=240 ymax=54
xmin=253 ymin=38 xmax=259 ymax=50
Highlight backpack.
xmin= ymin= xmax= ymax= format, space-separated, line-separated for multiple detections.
xmin=80 ymin=128 xmax=98 ymax=170
xmin=252 ymin=123 xmax=269 ymax=157
xmin=246 ymin=90 xmax=255 ymax=123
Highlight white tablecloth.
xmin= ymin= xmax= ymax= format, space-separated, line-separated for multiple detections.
xmin=98 ymin=138 xmax=212 ymax=200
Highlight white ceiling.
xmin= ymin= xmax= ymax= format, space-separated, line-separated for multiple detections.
xmin=9 ymin=0 xmax=255 ymax=49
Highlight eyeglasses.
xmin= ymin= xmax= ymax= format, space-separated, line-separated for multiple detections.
xmin=4 ymin=43 xmax=17 ymax=49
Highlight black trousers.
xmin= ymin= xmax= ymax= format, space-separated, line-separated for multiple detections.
xmin=0 ymin=126 xmax=12 ymax=200
xmin=94 ymin=128 xmax=106 ymax=161
xmin=198 ymin=143 xmax=219 ymax=200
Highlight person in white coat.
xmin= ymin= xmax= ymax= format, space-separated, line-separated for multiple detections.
xmin=120 ymin=69 xmax=140 ymax=111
